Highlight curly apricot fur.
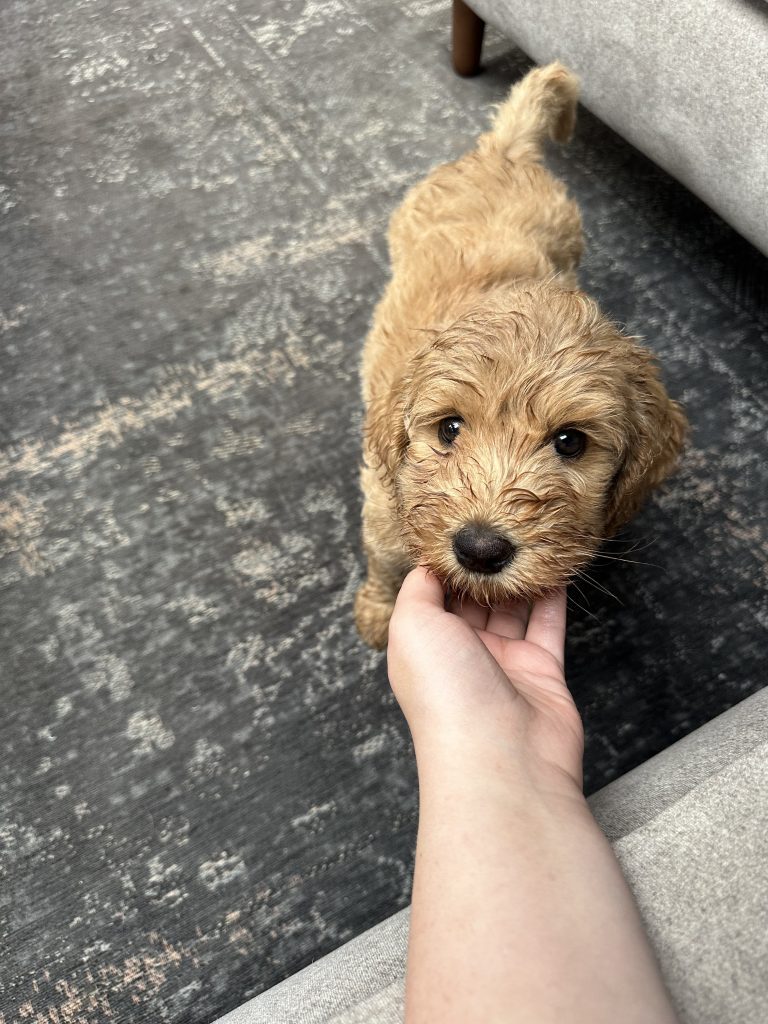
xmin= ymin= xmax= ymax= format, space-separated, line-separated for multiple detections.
xmin=356 ymin=63 xmax=686 ymax=649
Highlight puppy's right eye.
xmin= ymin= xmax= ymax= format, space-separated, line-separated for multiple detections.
xmin=438 ymin=417 xmax=463 ymax=446
xmin=553 ymin=427 xmax=587 ymax=458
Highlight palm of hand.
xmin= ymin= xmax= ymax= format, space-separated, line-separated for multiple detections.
xmin=388 ymin=570 xmax=584 ymax=790
xmin=470 ymin=625 xmax=584 ymax=787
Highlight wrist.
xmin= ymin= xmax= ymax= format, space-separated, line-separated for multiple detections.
xmin=413 ymin=725 xmax=586 ymax=810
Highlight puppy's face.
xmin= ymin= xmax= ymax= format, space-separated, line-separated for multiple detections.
xmin=382 ymin=286 xmax=685 ymax=603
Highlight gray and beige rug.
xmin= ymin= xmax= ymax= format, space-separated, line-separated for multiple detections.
xmin=1 ymin=1 xmax=766 ymax=1021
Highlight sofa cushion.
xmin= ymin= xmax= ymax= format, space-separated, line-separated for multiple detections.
xmin=468 ymin=0 xmax=768 ymax=255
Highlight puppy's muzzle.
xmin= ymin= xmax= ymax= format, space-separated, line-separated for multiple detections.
xmin=452 ymin=524 xmax=516 ymax=575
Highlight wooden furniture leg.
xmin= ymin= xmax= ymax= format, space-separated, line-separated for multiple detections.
xmin=452 ymin=0 xmax=485 ymax=77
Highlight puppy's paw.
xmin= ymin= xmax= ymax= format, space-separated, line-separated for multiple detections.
xmin=355 ymin=582 xmax=395 ymax=650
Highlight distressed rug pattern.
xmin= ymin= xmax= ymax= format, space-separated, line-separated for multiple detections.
xmin=1 ymin=1 xmax=766 ymax=1021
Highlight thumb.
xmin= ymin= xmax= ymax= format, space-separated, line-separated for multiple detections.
xmin=394 ymin=566 xmax=446 ymax=616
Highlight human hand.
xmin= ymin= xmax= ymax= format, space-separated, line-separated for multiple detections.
xmin=392 ymin=569 xmax=678 ymax=1024
xmin=387 ymin=567 xmax=584 ymax=794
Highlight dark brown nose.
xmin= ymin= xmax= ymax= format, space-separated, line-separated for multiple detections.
xmin=452 ymin=524 xmax=516 ymax=574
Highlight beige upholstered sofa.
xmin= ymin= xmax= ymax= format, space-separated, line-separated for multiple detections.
xmin=453 ymin=0 xmax=768 ymax=256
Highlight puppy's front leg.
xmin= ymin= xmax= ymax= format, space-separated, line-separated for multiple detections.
xmin=355 ymin=473 xmax=411 ymax=648
xmin=355 ymin=550 xmax=409 ymax=650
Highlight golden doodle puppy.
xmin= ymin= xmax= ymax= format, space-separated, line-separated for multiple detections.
xmin=356 ymin=62 xmax=686 ymax=649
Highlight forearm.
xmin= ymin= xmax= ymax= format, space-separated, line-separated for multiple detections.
xmin=406 ymin=740 xmax=678 ymax=1024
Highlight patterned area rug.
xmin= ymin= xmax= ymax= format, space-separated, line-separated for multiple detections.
xmin=1 ymin=1 xmax=766 ymax=1021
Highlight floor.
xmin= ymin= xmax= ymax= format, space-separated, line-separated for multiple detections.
xmin=1 ymin=1 xmax=767 ymax=1021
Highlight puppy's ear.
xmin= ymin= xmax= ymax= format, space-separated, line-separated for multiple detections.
xmin=605 ymin=348 xmax=687 ymax=534
xmin=364 ymin=384 xmax=410 ymax=481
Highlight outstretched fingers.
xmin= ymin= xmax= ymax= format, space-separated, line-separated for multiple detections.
xmin=394 ymin=572 xmax=567 ymax=670
xmin=448 ymin=593 xmax=489 ymax=631
xmin=525 ymin=588 xmax=567 ymax=667
xmin=486 ymin=600 xmax=530 ymax=640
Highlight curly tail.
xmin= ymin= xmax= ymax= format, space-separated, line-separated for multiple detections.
xmin=485 ymin=61 xmax=579 ymax=162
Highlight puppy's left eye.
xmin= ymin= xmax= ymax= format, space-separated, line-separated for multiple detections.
xmin=553 ymin=428 xmax=587 ymax=458
xmin=438 ymin=417 xmax=463 ymax=446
